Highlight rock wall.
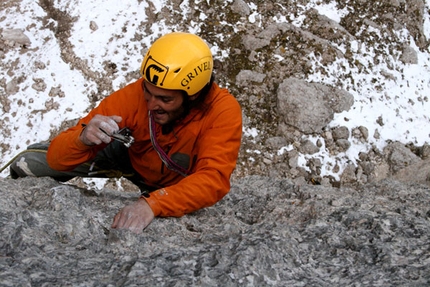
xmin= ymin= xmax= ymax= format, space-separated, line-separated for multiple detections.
xmin=1 ymin=176 xmax=429 ymax=286
xmin=1 ymin=1 xmax=430 ymax=285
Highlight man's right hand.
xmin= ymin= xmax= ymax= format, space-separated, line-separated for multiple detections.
xmin=79 ymin=115 xmax=123 ymax=146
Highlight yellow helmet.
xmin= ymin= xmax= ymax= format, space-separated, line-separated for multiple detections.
xmin=140 ymin=32 xmax=213 ymax=96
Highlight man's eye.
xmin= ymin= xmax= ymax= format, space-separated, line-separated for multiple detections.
xmin=161 ymin=97 xmax=171 ymax=103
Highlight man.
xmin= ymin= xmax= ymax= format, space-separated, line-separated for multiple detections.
xmin=10 ymin=32 xmax=242 ymax=233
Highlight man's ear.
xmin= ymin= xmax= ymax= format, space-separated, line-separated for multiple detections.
xmin=189 ymin=92 xmax=200 ymax=101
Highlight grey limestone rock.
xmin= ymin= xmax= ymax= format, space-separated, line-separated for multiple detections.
xmin=277 ymin=78 xmax=354 ymax=135
xmin=1 ymin=29 xmax=31 ymax=48
xmin=1 ymin=176 xmax=429 ymax=286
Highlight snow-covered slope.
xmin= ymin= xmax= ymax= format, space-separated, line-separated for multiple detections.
xmin=1 ymin=0 xmax=429 ymax=184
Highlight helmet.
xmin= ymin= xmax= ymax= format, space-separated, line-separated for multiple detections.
xmin=140 ymin=32 xmax=213 ymax=96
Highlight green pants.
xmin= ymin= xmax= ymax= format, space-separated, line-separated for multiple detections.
xmin=9 ymin=141 xmax=157 ymax=195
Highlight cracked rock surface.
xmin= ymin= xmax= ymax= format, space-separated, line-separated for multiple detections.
xmin=1 ymin=176 xmax=429 ymax=286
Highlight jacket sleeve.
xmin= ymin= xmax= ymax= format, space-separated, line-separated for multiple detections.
xmin=144 ymin=91 xmax=242 ymax=217
xmin=46 ymin=80 xmax=142 ymax=171
xmin=46 ymin=125 xmax=100 ymax=171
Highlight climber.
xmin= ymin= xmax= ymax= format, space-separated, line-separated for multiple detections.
xmin=9 ymin=32 xmax=243 ymax=233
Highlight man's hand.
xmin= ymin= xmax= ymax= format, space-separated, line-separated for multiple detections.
xmin=80 ymin=115 xmax=122 ymax=146
xmin=111 ymin=199 xmax=155 ymax=234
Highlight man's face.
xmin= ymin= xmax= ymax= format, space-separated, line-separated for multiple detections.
xmin=143 ymin=81 xmax=186 ymax=125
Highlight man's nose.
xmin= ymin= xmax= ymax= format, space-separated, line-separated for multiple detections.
xmin=146 ymin=96 xmax=159 ymax=110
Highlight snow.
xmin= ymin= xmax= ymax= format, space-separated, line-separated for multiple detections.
xmin=312 ymin=1 xmax=349 ymax=23
xmin=276 ymin=0 xmax=430 ymax=179
xmin=1 ymin=0 xmax=430 ymax=183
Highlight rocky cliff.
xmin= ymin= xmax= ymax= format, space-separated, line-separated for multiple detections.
xmin=1 ymin=0 xmax=430 ymax=285
xmin=1 ymin=176 xmax=429 ymax=286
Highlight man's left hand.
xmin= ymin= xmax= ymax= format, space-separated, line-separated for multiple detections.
xmin=111 ymin=199 xmax=155 ymax=234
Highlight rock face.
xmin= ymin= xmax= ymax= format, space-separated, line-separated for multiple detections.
xmin=1 ymin=0 xmax=430 ymax=285
xmin=277 ymin=78 xmax=354 ymax=134
xmin=1 ymin=176 xmax=429 ymax=286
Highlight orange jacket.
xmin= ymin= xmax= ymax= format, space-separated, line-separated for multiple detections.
xmin=46 ymin=78 xmax=242 ymax=217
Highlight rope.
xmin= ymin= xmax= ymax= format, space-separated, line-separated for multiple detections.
xmin=88 ymin=169 xmax=135 ymax=178
xmin=0 ymin=149 xmax=48 ymax=174
xmin=148 ymin=111 xmax=190 ymax=177
xmin=0 ymin=149 xmax=135 ymax=179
